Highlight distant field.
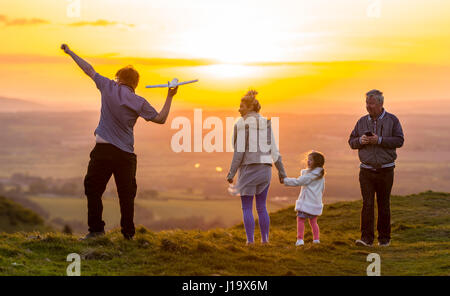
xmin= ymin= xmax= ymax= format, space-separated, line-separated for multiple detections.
xmin=28 ymin=195 xmax=288 ymax=233
xmin=28 ymin=196 xmax=121 ymax=228
xmin=1 ymin=111 xmax=449 ymax=203
xmin=1 ymin=110 xmax=447 ymax=234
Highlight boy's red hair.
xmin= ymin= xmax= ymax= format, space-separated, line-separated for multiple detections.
xmin=115 ymin=65 xmax=139 ymax=90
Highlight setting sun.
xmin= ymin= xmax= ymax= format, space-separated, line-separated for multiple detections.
xmin=1 ymin=0 xmax=450 ymax=111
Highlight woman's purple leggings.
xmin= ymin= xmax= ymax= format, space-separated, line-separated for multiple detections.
xmin=240 ymin=185 xmax=270 ymax=243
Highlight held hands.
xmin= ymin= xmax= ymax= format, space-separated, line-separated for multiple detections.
xmin=360 ymin=134 xmax=379 ymax=145
xmin=278 ymin=173 xmax=285 ymax=184
xmin=60 ymin=44 xmax=71 ymax=54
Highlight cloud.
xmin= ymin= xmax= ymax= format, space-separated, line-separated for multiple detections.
xmin=0 ymin=15 xmax=131 ymax=28
xmin=0 ymin=15 xmax=49 ymax=26
xmin=68 ymin=19 xmax=134 ymax=28
xmin=0 ymin=54 xmax=214 ymax=67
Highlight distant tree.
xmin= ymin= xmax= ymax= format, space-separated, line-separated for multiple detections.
xmin=58 ymin=182 xmax=78 ymax=196
xmin=62 ymin=224 xmax=73 ymax=235
xmin=10 ymin=173 xmax=26 ymax=184
xmin=8 ymin=184 xmax=23 ymax=196
xmin=28 ymin=180 xmax=48 ymax=194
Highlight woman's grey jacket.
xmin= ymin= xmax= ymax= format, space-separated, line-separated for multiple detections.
xmin=227 ymin=111 xmax=287 ymax=181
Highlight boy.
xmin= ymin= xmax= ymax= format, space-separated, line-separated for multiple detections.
xmin=61 ymin=44 xmax=178 ymax=240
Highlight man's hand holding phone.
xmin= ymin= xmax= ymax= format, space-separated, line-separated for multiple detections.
xmin=361 ymin=131 xmax=378 ymax=145
xmin=360 ymin=134 xmax=369 ymax=145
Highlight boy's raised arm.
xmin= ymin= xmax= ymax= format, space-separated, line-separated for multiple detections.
xmin=61 ymin=44 xmax=96 ymax=79
xmin=149 ymin=86 xmax=178 ymax=124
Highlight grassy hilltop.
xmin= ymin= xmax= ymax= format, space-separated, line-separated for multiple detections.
xmin=0 ymin=196 xmax=48 ymax=233
xmin=0 ymin=191 xmax=449 ymax=276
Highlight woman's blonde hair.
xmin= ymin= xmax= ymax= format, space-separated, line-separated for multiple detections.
xmin=241 ymin=89 xmax=261 ymax=113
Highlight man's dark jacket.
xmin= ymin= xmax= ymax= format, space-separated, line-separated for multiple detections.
xmin=348 ymin=110 xmax=404 ymax=168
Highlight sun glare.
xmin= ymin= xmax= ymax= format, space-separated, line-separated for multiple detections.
xmin=174 ymin=5 xmax=286 ymax=64
xmin=194 ymin=64 xmax=265 ymax=79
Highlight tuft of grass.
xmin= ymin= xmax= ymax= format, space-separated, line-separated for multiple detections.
xmin=0 ymin=191 xmax=448 ymax=275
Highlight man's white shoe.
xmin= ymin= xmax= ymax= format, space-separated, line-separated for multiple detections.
xmin=313 ymin=240 xmax=320 ymax=244
xmin=378 ymin=240 xmax=390 ymax=247
xmin=355 ymin=239 xmax=373 ymax=247
xmin=295 ymin=239 xmax=304 ymax=246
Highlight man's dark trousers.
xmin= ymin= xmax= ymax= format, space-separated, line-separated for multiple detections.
xmin=359 ymin=167 xmax=394 ymax=244
xmin=84 ymin=143 xmax=137 ymax=238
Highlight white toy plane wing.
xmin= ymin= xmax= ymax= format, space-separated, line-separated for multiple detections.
xmin=145 ymin=83 xmax=171 ymax=88
xmin=146 ymin=78 xmax=198 ymax=88
xmin=175 ymin=79 xmax=198 ymax=86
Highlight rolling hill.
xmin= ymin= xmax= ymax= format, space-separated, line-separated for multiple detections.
xmin=0 ymin=191 xmax=448 ymax=275
xmin=0 ymin=195 xmax=47 ymax=233
xmin=0 ymin=97 xmax=45 ymax=112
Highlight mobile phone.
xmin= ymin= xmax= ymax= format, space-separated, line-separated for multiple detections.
xmin=364 ymin=131 xmax=373 ymax=136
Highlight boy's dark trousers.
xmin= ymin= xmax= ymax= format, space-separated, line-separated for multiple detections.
xmin=84 ymin=143 xmax=137 ymax=238
xmin=359 ymin=167 xmax=394 ymax=244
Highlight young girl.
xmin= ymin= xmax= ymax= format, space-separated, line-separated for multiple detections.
xmin=283 ymin=151 xmax=325 ymax=246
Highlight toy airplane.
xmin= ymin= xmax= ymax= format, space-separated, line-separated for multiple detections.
xmin=146 ymin=78 xmax=198 ymax=88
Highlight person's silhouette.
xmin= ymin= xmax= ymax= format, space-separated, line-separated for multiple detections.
xmin=61 ymin=44 xmax=178 ymax=240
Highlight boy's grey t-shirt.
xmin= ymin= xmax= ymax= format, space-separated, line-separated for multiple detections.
xmin=92 ymin=73 xmax=158 ymax=154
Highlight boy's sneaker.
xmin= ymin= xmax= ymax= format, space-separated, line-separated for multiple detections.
xmin=355 ymin=239 xmax=373 ymax=247
xmin=378 ymin=240 xmax=390 ymax=247
xmin=79 ymin=231 xmax=105 ymax=241
xmin=295 ymin=239 xmax=304 ymax=246
xmin=313 ymin=240 xmax=320 ymax=244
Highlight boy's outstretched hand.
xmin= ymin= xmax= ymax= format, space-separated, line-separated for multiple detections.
xmin=61 ymin=44 xmax=70 ymax=54
xmin=168 ymin=84 xmax=178 ymax=97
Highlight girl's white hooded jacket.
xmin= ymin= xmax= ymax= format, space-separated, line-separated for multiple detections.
xmin=283 ymin=167 xmax=325 ymax=216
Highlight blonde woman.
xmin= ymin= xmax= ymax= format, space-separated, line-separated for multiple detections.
xmin=227 ymin=90 xmax=286 ymax=245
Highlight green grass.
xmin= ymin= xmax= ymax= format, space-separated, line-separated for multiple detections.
xmin=0 ymin=191 xmax=449 ymax=275
xmin=0 ymin=196 xmax=49 ymax=233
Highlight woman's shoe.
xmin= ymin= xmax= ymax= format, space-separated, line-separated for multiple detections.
xmin=295 ymin=239 xmax=304 ymax=246
xmin=313 ymin=240 xmax=320 ymax=244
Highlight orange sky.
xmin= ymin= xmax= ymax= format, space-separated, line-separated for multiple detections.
xmin=1 ymin=0 xmax=450 ymax=113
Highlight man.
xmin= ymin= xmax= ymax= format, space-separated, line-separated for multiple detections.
xmin=61 ymin=44 xmax=178 ymax=240
xmin=348 ymin=89 xmax=404 ymax=247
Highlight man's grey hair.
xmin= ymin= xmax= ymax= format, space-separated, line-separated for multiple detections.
xmin=366 ymin=89 xmax=384 ymax=104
